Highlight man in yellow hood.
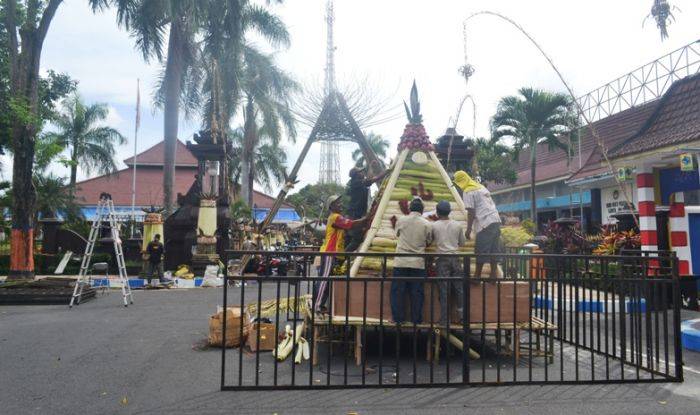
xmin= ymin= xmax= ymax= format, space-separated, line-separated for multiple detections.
xmin=453 ymin=170 xmax=483 ymax=193
xmin=454 ymin=171 xmax=502 ymax=278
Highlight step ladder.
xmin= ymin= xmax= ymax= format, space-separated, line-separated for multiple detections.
xmin=70 ymin=192 xmax=134 ymax=308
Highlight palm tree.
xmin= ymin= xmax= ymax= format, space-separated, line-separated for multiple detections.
xmin=43 ymin=94 xmax=126 ymax=195
xmin=200 ymin=2 xmax=290 ymax=126
xmin=351 ymin=132 xmax=389 ymax=167
xmin=228 ymin=127 xmax=287 ymax=199
xmin=93 ymin=0 xmax=289 ymax=214
xmin=200 ymin=44 xmax=296 ymax=206
xmin=91 ymin=0 xmax=202 ymax=214
xmin=490 ymin=87 xmax=576 ymax=222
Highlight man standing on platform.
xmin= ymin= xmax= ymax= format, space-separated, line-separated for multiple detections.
xmin=315 ymin=195 xmax=367 ymax=311
xmin=431 ymin=200 xmax=468 ymax=325
xmin=391 ymin=198 xmax=432 ymax=324
xmin=454 ymin=170 xmax=502 ymax=279
xmin=345 ymin=163 xmax=389 ymax=252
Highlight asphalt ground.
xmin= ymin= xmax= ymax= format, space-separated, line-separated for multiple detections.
xmin=1 ymin=286 xmax=700 ymax=415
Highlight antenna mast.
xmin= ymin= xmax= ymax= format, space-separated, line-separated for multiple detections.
xmin=319 ymin=0 xmax=341 ymax=184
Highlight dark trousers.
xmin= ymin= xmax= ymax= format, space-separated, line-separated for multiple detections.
xmin=344 ymin=227 xmax=363 ymax=252
xmin=390 ymin=267 xmax=425 ymax=324
xmin=146 ymin=261 xmax=164 ymax=281
xmin=435 ymin=257 xmax=464 ymax=324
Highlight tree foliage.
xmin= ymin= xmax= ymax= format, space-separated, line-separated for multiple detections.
xmin=0 ymin=134 xmax=82 ymax=221
xmin=472 ymin=137 xmax=517 ymax=185
xmin=228 ymin=126 xmax=287 ymax=195
xmin=1 ymin=4 xmax=76 ymax=153
xmin=42 ymin=93 xmax=126 ymax=191
xmin=286 ymin=183 xmax=346 ymax=220
xmin=351 ymin=132 xmax=389 ymax=167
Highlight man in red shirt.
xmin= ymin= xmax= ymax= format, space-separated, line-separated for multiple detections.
xmin=315 ymin=195 xmax=367 ymax=311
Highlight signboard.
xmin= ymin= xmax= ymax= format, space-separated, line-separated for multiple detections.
xmin=616 ymin=167 xmax=633 ymax=181
xmin=601 ymin=185 xmax=637 ymax=224
xmin=680 ymin=153 xmax=694 ymax=172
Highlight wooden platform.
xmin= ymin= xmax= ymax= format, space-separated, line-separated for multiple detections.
xmin=0 ymin=278 xmax=94 ymax=305
xmin=310 ymin=314 xmax=557 ymax=366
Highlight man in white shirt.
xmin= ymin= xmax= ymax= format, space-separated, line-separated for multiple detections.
xmin=454 ymin=171 xmax=502 ymax=279
xmin=392 ymin=198 xmax=432 ymax=324
xmin=431 ymin=200 xmax=467 ymax=325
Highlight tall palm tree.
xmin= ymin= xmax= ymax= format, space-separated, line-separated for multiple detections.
xmin=43 ymin=94 xmax=126 ymax=194
xmin=351 ymin=132 xmax=389 ymax=167
xmin=93 ymin=0 xmax=288 ymax=214
xmin=91 ymin=0 xmax=202 ymax=214
xmin=228 ymin=127 xmax=287 ymax=199
xmin=490 ymin=87 xmax=576 ymax=222
xmin=197 ymin=44 xmax=295 ymax=206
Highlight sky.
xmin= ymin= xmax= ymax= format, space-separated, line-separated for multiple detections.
xmin=13 ymin=0 xmax=700 ymax=196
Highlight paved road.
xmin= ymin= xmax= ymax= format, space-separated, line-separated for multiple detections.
xmin=1 ymin=288 xmax=699 ymax=414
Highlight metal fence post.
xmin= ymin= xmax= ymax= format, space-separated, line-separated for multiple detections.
xmin=221 ymin=252 xmax=228 ymax=390
xmin=462 ymin=255 xmax=471 ymax=385
xmin=672 ymin=255 xmax=684 ymax=381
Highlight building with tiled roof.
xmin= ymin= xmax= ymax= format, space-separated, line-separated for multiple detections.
xmin=489 ymin=75 xmax=700 ymax=231
xmin=73 ymin=140 xmax=298 ymax=223
xmin=610 ymin=72 xmax=700 ymax=159
xmin=489 ymin=68 xmax=700 ymax=276
xmin=489 ymin=98 xmax=657 ymax=229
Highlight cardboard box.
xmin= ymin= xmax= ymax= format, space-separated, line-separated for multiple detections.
xmin=246 ymin=323 xmax=277 ymax=351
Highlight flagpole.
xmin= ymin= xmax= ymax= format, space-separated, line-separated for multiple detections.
xmin=131 ymin=78 xmax=141 ymax=237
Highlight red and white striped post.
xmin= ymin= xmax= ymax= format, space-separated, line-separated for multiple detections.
xmin=669 ymin=192 xmax=692 ymax=275
xmin=636 ymin=165 xmax=658 ymax=253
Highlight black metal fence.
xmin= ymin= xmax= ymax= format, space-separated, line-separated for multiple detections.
xmin=220 ymin=251 xmax=683 ymax=390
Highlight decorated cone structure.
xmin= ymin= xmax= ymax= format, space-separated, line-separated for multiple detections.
xmin=332 ymin=83 xmax=522 ymax=327
xmin=349 ymin=82 xmax=478 ymax=278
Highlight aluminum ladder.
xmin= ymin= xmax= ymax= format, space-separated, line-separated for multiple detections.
xmin=69 ymin=192 xmax=134 ymax=308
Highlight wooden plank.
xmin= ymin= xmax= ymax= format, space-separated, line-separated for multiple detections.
xmin=54 ymin=250 xmax=73 ymax=274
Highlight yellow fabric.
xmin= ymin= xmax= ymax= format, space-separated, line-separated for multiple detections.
xmin=454 ymin=170 xmax=483 ymax=193
xmin=197 ymin=203 xmax=217 ymax=235
xmin=320 ymin=213 xmax=345 ymax=253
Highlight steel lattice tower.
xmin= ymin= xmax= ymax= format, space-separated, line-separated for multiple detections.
xmin=318 ymin=0 xmax=341 ymax=184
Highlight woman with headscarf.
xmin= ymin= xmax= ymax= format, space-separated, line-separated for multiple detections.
xmin=453 ymin=171 xmax=502 ymax=278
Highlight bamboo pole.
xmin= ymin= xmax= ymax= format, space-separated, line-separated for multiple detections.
xmin=349 ymin=149 xmax=408 ymax=278
xmin=435 ymin=328 xmax=480 ymax=359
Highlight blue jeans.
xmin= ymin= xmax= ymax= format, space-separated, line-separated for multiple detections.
xmin=390 ymin=267 xmax=425 ymax=324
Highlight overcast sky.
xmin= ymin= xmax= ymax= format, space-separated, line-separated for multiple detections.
xmin=18 ymin=0 xmax=700 ymax=195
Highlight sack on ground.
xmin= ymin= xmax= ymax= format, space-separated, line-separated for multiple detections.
xmin=208 ymin=307 xmax=250 ymax=348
